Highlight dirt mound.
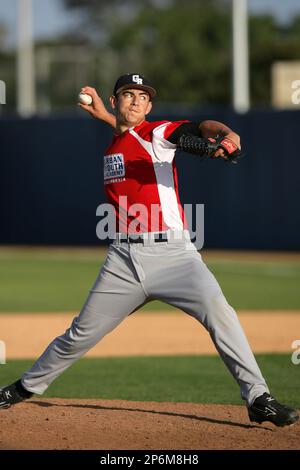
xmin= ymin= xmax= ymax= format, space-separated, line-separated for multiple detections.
xmin=0 ymin=399 xmax=299 ymax=450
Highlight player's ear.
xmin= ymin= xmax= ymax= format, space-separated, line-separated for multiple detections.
xmin=145 ymin=100 xmax=152 ymax=116
xmin=109 ymin=95 xmax=117 ymax=110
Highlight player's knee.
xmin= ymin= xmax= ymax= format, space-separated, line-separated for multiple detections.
xmin=56 ymin=323 xmax=95 ymax=354
xmin=203 ymin=295 xmax=237 ymax=328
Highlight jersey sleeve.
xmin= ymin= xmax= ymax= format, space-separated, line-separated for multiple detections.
xmin=151 ymin=120 xmax=191 ymax=163
xmin=166 ymin=121 xmax=202 ymax=143
xmin=163 ymin=120 xmax=192 ymax=141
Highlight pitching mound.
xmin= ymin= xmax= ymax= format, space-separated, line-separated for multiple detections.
xmin=0 ymin=399 xmax=299 ymax=450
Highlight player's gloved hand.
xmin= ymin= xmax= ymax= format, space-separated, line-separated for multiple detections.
xmin=177 ymin=133 xmax=244 ymax=164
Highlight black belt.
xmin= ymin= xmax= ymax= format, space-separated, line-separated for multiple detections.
xmin=119 ymin=233 xmax=169 ymax=243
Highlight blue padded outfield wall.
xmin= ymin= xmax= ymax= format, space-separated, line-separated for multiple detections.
xmin=0 ymin=109 xmax=299 ymax=249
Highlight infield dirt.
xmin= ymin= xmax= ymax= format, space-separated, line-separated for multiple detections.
xmin=2 ymin=310 xmax=300 ymax=358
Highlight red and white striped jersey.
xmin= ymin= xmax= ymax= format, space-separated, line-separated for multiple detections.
xmin=103 ymin=119 xmax=190 ymax=234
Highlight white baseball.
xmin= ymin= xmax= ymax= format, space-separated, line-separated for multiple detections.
xmin=78 ymin=92 xmax=93 ymax=105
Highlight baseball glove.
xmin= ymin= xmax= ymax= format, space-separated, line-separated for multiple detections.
xmin=177 ymin=134 xmax=244 ymax=164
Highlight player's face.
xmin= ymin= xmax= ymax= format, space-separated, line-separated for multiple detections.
xmin=111 ymin=89 xmax=152 ymax=127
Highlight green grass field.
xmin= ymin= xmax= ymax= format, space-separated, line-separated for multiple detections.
xmin=1 ymin=354 xmax=299 ymax=407
xmin=0 ymin=247 xmax=299 ymax=312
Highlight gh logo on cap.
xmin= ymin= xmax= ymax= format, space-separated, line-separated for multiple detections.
xmin=132 ymin=75 xmax=143 ymax=85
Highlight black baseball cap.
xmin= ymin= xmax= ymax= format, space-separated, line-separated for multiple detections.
xmin=113 ymin=73 xmax=157 ymax=99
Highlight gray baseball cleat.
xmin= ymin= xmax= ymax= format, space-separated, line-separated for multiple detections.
xmin=0 ymin=380 xmax=33 ymax=409
xmin=248 ymin=393 xmax=299 ymax=427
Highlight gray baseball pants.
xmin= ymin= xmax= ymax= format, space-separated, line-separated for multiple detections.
xmin=22 ymin=234 xmax=269 ymax=406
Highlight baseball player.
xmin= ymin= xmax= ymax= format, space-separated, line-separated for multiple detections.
xmin=0 ymin=73 xmax=298 ymax=428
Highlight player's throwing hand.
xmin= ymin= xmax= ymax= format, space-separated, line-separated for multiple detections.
xmin=78 ymin=86 xmax=116 ymax=127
